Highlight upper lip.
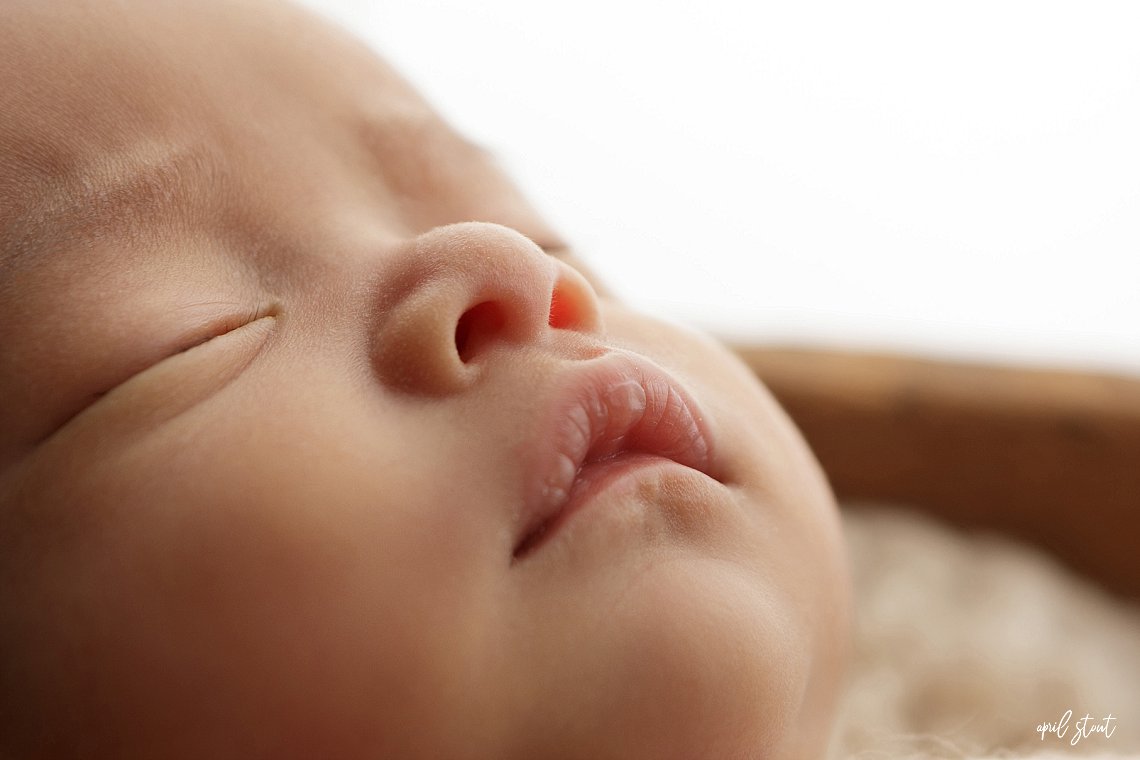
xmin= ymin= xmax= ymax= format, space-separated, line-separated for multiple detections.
xmin=513 ymin=350 xmax=719 ymax=558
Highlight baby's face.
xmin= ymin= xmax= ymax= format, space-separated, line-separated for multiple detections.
xmin=0 ymin=1 xmax=850 ymax=757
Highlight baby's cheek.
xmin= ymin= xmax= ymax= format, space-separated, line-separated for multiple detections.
xmin=0 ymin=428 xmax=504 ymax=757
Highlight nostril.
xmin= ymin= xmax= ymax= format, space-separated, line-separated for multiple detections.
xmin=548 ymin=288 xmax=570 ymax=328
xmin=548 ymin=275 xmax=592 ymax=330
xmin=454 ymin=301 xmax=506 ymax=363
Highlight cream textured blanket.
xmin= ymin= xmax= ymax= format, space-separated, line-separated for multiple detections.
xmin=832 ymin=506 xmax=1140 ymax=759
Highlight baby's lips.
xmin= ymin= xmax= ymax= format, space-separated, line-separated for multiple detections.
xmin=514 ymin=350 xmax=718 ymax=558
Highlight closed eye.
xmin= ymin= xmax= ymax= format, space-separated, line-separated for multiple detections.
xmin=40 ymin=303 xmax=279 ymax=445
xmin=538 ymin=243 xmax=571 ymax=257
xmin=169 ymin=301 xmax=278 ymax=356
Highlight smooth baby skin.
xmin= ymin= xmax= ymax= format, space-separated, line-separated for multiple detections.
xmin=0 ymin=1 xmax=851 ymax=757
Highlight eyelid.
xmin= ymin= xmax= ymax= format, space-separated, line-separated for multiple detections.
xmin=42 ymin=307 xmax=279 ymax=446
xmin=115 ymin=306 xmax=280 ymax=399
xmin=538 ymin=243 xmax=570 ymax=257
xmin=171 ymin=301 xmax=279 ymax=355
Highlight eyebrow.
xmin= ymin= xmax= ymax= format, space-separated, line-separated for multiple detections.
xmin=1 ymin=144 xmax=224 ymax=277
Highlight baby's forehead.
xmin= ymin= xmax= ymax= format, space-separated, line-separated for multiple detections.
xmin=3 ymin=0 xmax=467 ymax=264
xmin=1 ymin=0 xmax=561 ymax=292
xmin=0 ymin=1 xmax=313 ymax=231
xmin=1 ymin=0 xmax=416 ymax=170
xmin=1 ymin=0 xmax=442 ymax=173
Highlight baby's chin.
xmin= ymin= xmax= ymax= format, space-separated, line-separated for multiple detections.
xmin=629 ymin=566 xmax=818 ymax=758
xmin=507 ymin=542 xmax=828 ymax=759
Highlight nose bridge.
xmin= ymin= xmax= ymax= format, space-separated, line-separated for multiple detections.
xmin=369 ymin=222 xmax=597 ymax=395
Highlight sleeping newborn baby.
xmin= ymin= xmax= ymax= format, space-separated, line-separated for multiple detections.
xmin=0 ymin=1 xmax=851 ymax=757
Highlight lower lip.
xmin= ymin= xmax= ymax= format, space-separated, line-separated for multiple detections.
xmin=514 ymin=453 xmax=693 ymax=559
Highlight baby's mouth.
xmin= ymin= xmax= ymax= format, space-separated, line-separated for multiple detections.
xmin=513 ymin=351 xmax=719 ymax=560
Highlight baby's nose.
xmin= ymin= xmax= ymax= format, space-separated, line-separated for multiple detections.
xmin=370 ymin=222 xmax=601 ymax=394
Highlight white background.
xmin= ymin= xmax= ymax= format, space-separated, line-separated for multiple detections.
xmin=300 ymin=0 xmax=1139 ymax=375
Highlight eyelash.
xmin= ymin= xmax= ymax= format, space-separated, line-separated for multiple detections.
xmin=40 ymin=304 xmax=279 ymax=445
xmin=174 ymin=302 xmax=278 ymax=354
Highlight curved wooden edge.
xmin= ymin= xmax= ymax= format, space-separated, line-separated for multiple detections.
xmin=730 ymin=344 xmax=1140 ymax=600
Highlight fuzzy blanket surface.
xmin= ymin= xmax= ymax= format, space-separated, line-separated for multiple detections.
xmin=831 ymin=506 xmax=1140 ymax=759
